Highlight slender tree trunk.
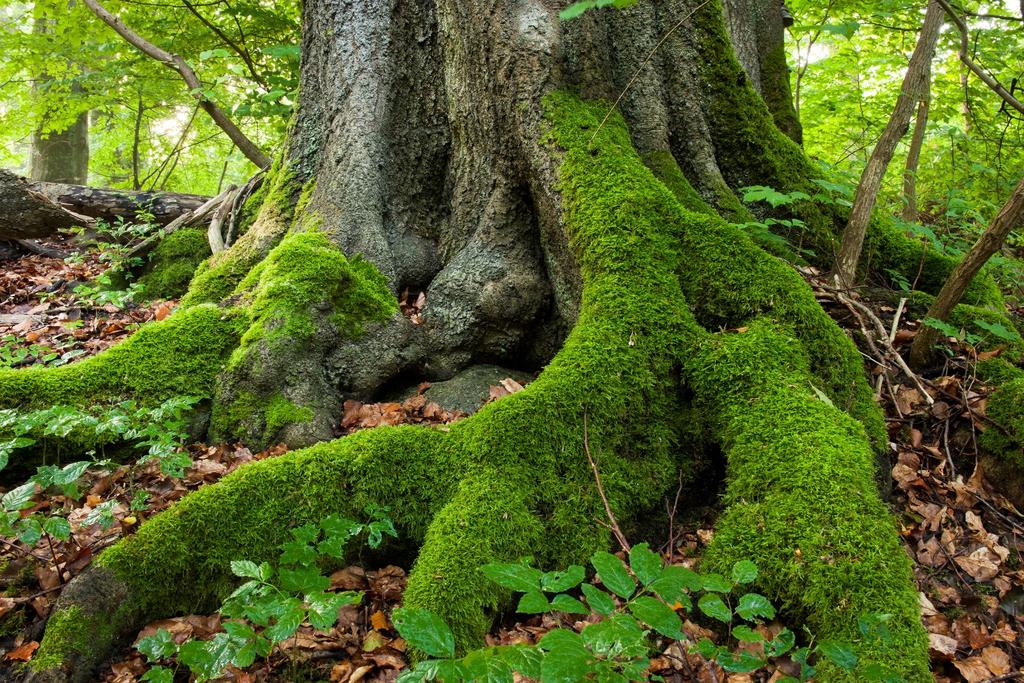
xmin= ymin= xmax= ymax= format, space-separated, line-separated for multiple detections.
xmin=28 ymin=4 xmax=89 ymax=185
xmin=909 ymin=175 xmax=1024 ymax=368
xmin=902 ymin=60 xmax=932 ymax=223
xmin=833 ymin=0 xmax=944 ymax=287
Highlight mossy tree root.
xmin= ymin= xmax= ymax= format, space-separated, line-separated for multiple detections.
xmin=689 ymin=320 xmax=929 ymax=682
xmin=23 ymin=95 xmax=929 ymax=682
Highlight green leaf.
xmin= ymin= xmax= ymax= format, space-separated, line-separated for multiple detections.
xmin=973 ymin=318 xmax=1018 ymax=341
xmin=461 ymin=649 xmax=516 ymax=683
xmin=231 ymin=560 xmax=271 ymax=581
xmin=498 ymin=645 xmax=544 ymax=680
xmin=718 ymin=651 xmax=766 ymax=673
xmin=392 ymin=607 xmax=456 ymax=658
xmin=264 ymin=599 xmax=306 ymax=643
xmin=731 ymin=625 xmax=764 ymax=642
xmin=307 ymin=591 xmax=358 ymax=630
xmin=736 ymin=593 xmax=775 ymax=621
xmin=480 ymin=562 xmax=543 ymax=593
xmin=628 ymin=596 xmax=682 ymax=638
xmin=17 ymin=517 xmax=41 ymax=545
xmin=581 ymin=583 xmax=616 ymax=615
xmin=517 ymin=589 xmax=550 ymax=614
xmin=550 ymin=593 xmax=589 ymax=614
xmin=649 ymin=565 xmax=702 ymax=604
xmin=629 ymin=543 xmax=663 ymax=585
xmin=697 ymin=593 xmax=732 ymax=622
xmin=42 ymin=516 xmax=71 ymax=540
xmin=731 ymin=560 xmax=758 ymax=585
xmin=278 ymin=565 xmax=329 ymax=594
xmin=693 ymin=638 xmax=720 ymax=660
xmin=51 ymin=461 xmax=91 ymax=485
xmin=559 ymin=1 xmax=597 ymax=20
xmin=278 ymin=539 xmax=317 ymax=566
xmin=701 ymin=573 xmax=733 ymax=593
xmin=540 ymin=564 xmax=585 ymax=592
xmin=136 ymin=628 xmax=177 ymax=662
xmin=2 ymin=482 xmax=36 ymax=511
xmin=140 ymin=667 xmax=175 ymax=683
xmin=538 ymin=630 xmax=592 ymax=683
xmin=765 ymin=628 xmax=796 ymax=657
xmin=817 ymin=640 xmax=858 ymax=671
xmin=922 ymin=317 xmax=962 ymax=339
xmin=591 ymin=551 xmax=636 ymax=599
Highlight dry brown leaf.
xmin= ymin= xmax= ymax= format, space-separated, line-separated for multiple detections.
xmin=370 ymin=610 xmax=389 ymax=631
xmin=928 ymin=633 xmax=958 ymax=659
xmin=5 ymin=641 xmax=39 ymax=661
xmin=954 ymin=547 xmax=1001 ymax=581
xmin=953 ymin=656 xmax=993 ymax=683
xmin=980 ymin=646 xmax=1011 ymax=676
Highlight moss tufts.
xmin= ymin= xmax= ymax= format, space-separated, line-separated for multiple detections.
xmin=230 ymin=229 xmax=396 ymax=368
xmin=137 ymin=228 xmax=210 ymax=301
xmin=689 ymin=320 xmax=929 ymax=682
xmin=980 ymin=375 xmax=1024 ymax=470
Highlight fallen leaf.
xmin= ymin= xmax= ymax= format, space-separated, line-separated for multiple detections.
xmin=953 ymin=656 xmax=993 ymax=683
xmin=5 ymin=641 xmax=39 ymax=661
xmin=980 ymin=646 xmax=1010 ymax=676
xmin=928 ymin=633 xmax=958 ymax=659
xmin=370 ymin=610 xmax=389 ymax=631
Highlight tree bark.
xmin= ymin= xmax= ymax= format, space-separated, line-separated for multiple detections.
xmin=909 ymin=175 xmax=1024 ymax=368
xmin=28 ymin=3 xmax=90 ymax=185
xmin=11 ymin=2 xmax=933 ymax=681
xmin=833 ymin=0 xmax=944 ymax=287
xmin=902 ymin=60 xmax=931 ymax=223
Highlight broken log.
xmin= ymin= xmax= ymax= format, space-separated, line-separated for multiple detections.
xmin=27 ymin=179 xmax=209 ymax=226
xmin=0 ymin=168 xmax=212 ymax=241
xmin=0 ymin=169 xmax=95 ymax=240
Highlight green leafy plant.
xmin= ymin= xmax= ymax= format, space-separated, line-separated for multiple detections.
xmin=393 ymin=550 xmax=902 ymax=682
xmin=136 ymin=507 xmax=397 ymax=682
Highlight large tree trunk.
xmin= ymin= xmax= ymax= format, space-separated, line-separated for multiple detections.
xmin=12 ymin=2 xmax=934 ymax=681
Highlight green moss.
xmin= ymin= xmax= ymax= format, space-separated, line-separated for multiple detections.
xmin=689 ymin=320 xmax=929 ymax=682
xmin=867 ymin=222 xmax=1005 ymax=309
xmin=138 ymin=228 xmax=210 ymax=300
xmin=182 ymin=164 xmax=301 ymax=308
xmin=264 ymin=395 xmax=314 ymax=435
xmin=673 ymin=208 xmax=887 ymax=448
xmin=642 ymin=151 xmax=716 ymax=215
xmin=230 ymin=230 xmax=395 ymax=368
xmin=0 ymin=304 xmax=243 ymax=411
xmin=210 ymin=390 xmax=314 ymax=442
xmin=28 ymin=605 xmax=116 ymax=672
xmin=981 ymin=376 xmax=1024 ymax=470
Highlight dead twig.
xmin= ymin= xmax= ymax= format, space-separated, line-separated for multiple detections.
xmin=583 ymin=411 xmax=631 ymax=553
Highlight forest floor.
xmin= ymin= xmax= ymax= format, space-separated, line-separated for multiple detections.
xmin=1 ymin=236 xmax=1023 ymax=682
